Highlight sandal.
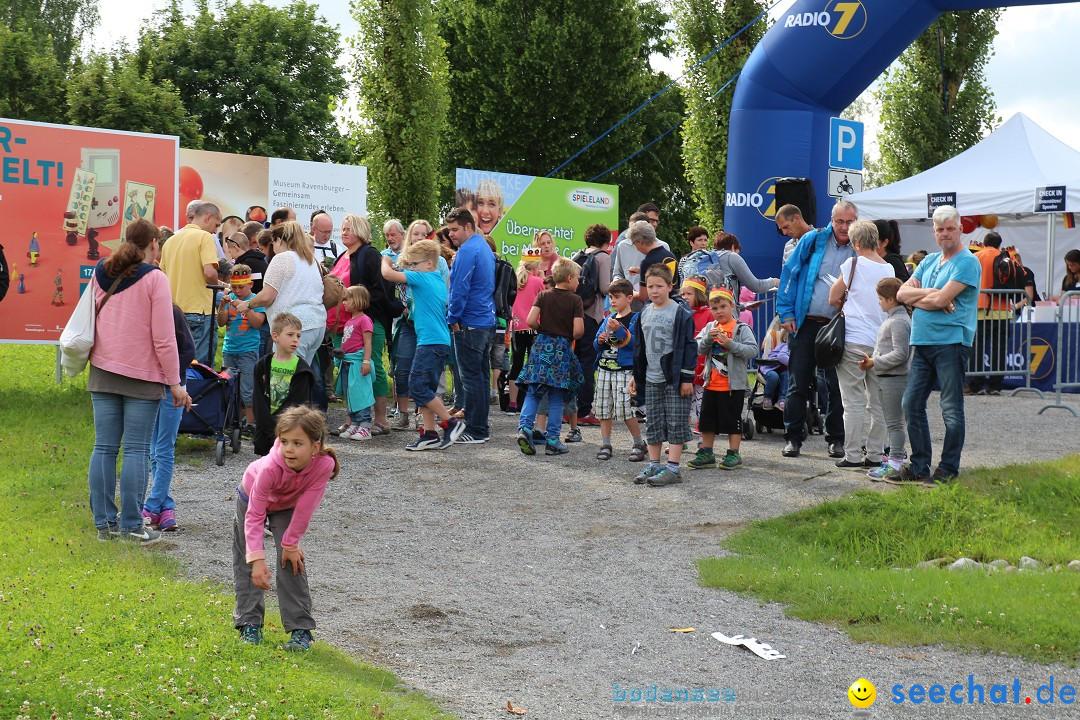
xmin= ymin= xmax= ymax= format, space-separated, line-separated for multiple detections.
xmin=596 ymin=445 xmax=613 ymax=461
xmin=628 ymin=445 xmax=646 ymax=462
xmin=371 ymin=423 xmax=390 ymax=436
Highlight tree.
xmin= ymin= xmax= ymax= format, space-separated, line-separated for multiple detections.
xmin=66 ymin=54 xmax=204 ymax=147
xmin=0 ymin=23 xmax=66 ymax=123
xmin=350 ymin=0 xmax=450 ymax=224
xmin=134 ymin=0 xmax=347 ymax=160
xmin=673 ymin=0 xmax=767 ymax=232
xmin=875 ymin=10 xmax=1000 ymax=184
xmin=0 ymin=0 xmax=98 ymax=69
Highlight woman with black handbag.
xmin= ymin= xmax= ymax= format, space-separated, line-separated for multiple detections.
xmin=827 ymin=220 xmax=896 ymax=470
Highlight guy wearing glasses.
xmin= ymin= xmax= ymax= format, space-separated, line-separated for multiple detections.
xmin=309 ymin=211 xmax=339 ymax=267
xmin=775 ymin=200 xmax=857 ymax=459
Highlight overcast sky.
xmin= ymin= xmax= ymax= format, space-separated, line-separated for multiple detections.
xmin=92 ymin=0 xmax=1080 ymax=156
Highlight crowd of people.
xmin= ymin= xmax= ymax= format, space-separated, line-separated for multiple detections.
xmin=80 ymin=194 xmax=1073 ymax=650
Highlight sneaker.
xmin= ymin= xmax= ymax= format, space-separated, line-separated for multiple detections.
xmin=96 ymin=523 xmax=119 ymax=541
xmin=834 ymin=458 xmax=865 ymax=469
xmin=647 ymin=467 xmax=684 ymax=487
xmin=883 ymin=463 xmax=929 ymax=485
xmin=440 ymin=417 xmax=466 ymax=447
xmin=455 ymin=431 xmax=488 ymax=444
xmin=545 ymin=440 xmax=569 ymax=455
xmin=720 ymin=450 xmax=742 ymax=470
xmin=241 ymin=425 xmax=255 ymax=440
xmin=158 ymin=508 xmax=177 ymax=532
xmin=119 ymin=526 xmax=162 ymax=546
xmin=349 ymin=426 xmax=372 ymax=441
xmin=634 ymin=465 xmax=662 ymax=484
xmin=687 ymin=448 xmax=717 ymax=470
xmin=926 ymin=467 xmax=958 ymax=487
xmin=407 ymin=431 xmax=442 ymax=451
xmin=338 ymin=424 xmax=358 ymax=439
xmin=141 ymin=508 xmax=160 ymax=528
xmin=577 ymin=413 xmax=601 ymax=427
xmin=782 ymin=441 xmax=801 ymax=458
xmin=564 ymin=428 xmax=583 ymax=443
xmin=867 ymin=465 xmax=901 ymax=482
xmin=283 ymin=628 xmax=313 ymax=652
xmin=761 ymin=398 xmax=774 ymax=410
xmin=391 ymin=413 xmax=411 ymax=431
xmin=333 ymin=422 xmax=350 ymax=437
xmin=517 ymin=427 xmax=537 ymax=456
xmin=531 ymin=429 xmax=546 ymax=445
xmin=828 ymin=442 xmax=845 ymax=458
xmin=503 ymin=405 xmax=519 ymax=416
xmin=238 ymin=625 xmax=263 ymax=645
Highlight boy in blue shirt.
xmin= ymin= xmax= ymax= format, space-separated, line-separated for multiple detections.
xmin=381 ymin=240 xmax=466 ymax=450
xmin=217 ymin=265 xmax=266 ymax=433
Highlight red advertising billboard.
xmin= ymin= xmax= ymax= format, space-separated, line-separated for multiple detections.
xmin=0 ymin=119 xmax=179 ymax=343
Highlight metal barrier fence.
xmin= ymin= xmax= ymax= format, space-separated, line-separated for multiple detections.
xmin=1038 ymin=290 xmax=1080 ymax=417
xmin=967 ymin=289 xmax=1043 ymax=398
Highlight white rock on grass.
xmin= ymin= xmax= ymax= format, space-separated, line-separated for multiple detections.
xmin=948 ymin=558 xmax=984 ymax=572
xmin=988 ymin=559 xmax=1010 ymax=572
xmin=916 ymin=559 xmax=946 ymax=570
xmin=1019 ymin=556 xmax=1042 ymax=571
xmin=1068 ymin=560 xmax=1080 ymax=572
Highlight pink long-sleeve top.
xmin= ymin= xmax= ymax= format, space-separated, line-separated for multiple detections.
xmin=241 ymin=439 xmax=335 ymax=562
xmin=512 ymin=274 xmax=544 ymax=331
xmin=90 ymin=268 xmax=182 ymax=386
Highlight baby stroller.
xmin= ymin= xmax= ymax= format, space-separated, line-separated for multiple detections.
xmin=743 ymin=360 xmax=825 ymax=439
xmin=179 ymin=361 xmax=243 ymax=465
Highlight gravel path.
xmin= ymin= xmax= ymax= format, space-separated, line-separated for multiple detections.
xmin=166 ymin=391 xmax=1079 ymax=719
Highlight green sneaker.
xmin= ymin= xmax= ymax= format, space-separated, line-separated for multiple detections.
xmin=634 ymin=464 xmax=663 ymax=485
xmin=238 ymin=625 xmax=263 ymax=645
xmin=687 ymin=448 xmax=717 ymax=470
xmin=720 ymin=450 xmax=742 ymax=470
xmin=647 ymin=467 xmax=684 ymax=487
xmin=283 ymin=628 xmax=313 ymax=652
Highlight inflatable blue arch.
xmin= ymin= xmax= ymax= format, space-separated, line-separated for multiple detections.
xmin=724 ymin=0 xmax=1073 ymax=279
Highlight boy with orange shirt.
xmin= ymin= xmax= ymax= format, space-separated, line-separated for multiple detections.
xmin=688 ymin=288 xmax=758 ymax=470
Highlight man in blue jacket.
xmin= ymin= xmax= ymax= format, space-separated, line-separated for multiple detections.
xmin=445 ymin=207 xmax=496 ymax=443
xmin=775 ymin=200 xmax=857 ymax=458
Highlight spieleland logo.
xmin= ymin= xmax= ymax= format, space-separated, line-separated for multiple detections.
xmin=568 ymin=188 xmax=614 ymax=211
xmin=891 ymin=675 xmax=1077 ymax=705
xmin=612 ymin=683 xmax=735 ymax=702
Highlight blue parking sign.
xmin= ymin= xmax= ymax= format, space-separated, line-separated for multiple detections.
xmin=829 ymin=117 xmax=863 ymax=171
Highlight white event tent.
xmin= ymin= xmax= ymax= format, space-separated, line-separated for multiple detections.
xmin=848 ymin=113 xmax=1080 ymax=295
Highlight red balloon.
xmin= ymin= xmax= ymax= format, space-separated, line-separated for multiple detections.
xmin=961 ymin=215 xmax=979 ymax=234
xmin=178 ymin=165 xmax=203 ymax=214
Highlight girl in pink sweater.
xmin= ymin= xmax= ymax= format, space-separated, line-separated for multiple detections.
xmin=232 ymin=405 xmax=339 ymax=651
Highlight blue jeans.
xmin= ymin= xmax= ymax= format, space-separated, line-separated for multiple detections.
xmin=145 ymin=392 xmax=184 ymax=513
xmin=89 ymin=392 xmax=160 ymax=532
xmin=394 ymin=321 xmax=418 ymax=400
xmin=454 ymin=326 xmax=494 ymax=438
xmin=903 ymin=343 xmax=967 ymax=478
xmin=519 ymin=384 xmax=564 ymax=442
xmin=763 ymin=369 xmax=789 ymax=402
xmin=185 ymin=313 xmax=214 ymax=366
xmin=223 ymin=349 xmax=259 ymax=407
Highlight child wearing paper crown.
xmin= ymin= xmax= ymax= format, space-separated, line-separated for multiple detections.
xmin=218 ymin=264 xmax=267 ymax=431
xmin=508 ymin=253 xmax=545 ymax=413
xmin=678 ymin=275 xmax=712 ymax=430
xmin=687 ymin=288 xmax=758 ymax=471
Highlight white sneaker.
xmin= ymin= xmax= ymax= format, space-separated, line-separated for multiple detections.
xmin=349 ymin=426 xmax=372 ymax=441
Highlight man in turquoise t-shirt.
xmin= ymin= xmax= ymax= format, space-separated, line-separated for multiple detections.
xmin=896 ymin=205 xmax=981 ymax=486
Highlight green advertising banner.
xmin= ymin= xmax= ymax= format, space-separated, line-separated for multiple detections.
xmin=455 ymin=168 xmax=619 ymax=263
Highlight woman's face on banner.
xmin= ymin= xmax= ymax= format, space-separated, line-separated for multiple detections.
xmin=475 ymin=193 xmax=502 ymax=234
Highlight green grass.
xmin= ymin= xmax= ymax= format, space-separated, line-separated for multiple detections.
xmin=0 ymin=345 xmax=452 ymax=720
xmin=699 ymin=459 xmax=1080 ymax=664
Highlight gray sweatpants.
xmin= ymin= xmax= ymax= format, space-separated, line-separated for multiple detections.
xmin=232 ymin=494 xmax=315 ymax=632
xmin=877 ymin=373 xmax=908 ymax=460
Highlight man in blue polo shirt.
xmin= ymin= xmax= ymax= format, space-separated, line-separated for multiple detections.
xmin=896 ymin=205 xmax=981 ymax=486
xmin=445 ymin=207 xmax=496 ymax=443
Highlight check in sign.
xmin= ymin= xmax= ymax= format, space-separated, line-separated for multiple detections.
xmin=829 ymin=117 xmax=863 ymax=171
xmin=1034 ymin=185 xmax=1067 ymax=214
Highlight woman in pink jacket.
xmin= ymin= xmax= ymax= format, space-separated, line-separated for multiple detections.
xmin=88 ymin=218 xmax=190 ymax=546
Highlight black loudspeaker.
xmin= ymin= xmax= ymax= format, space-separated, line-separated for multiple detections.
xmin=774 ymin=177 xmax=816 ymax=229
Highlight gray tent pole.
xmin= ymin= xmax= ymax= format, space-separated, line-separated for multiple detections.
xmin=1046 ymin=213 xmax=1056 ymax=297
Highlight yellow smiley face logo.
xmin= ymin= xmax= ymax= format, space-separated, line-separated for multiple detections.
xmin=848 ymin=678 xmax=876 ymax=708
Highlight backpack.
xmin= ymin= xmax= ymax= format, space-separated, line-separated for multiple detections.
xmin=683 ymin=249 xmax=741 ymax=307
xmin=570 ymin=249 xmax=600 ymax=308
xmin=493 ymin=256 xmax=517 ymax=321
xmin=991 ymin=250 xmax=1025 ymax=292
